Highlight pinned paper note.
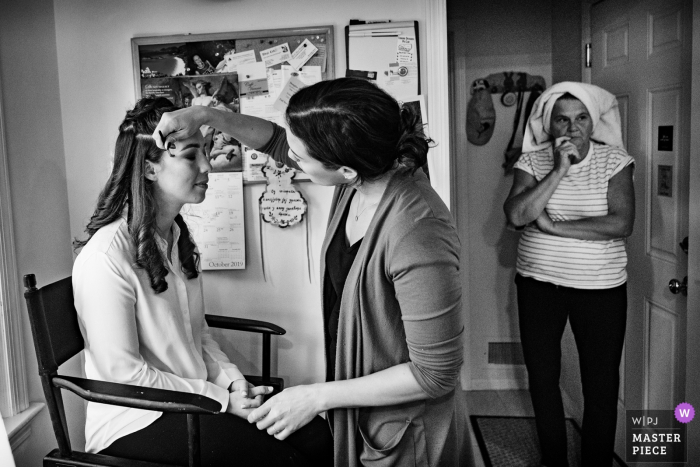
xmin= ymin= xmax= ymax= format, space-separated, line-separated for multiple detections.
xmin=217 ymin=50 xmax=256 ymax=73
xmin=298 ymin=66 xmax=322 ymax=85
xmin=312 ymin=42 xmax=327 ymax=72
xmin=273 ymin=74 xmax=306 ymax=113
xmin=238 ymin=62 xmax=269 ymax=96
xmin=181 ymin=173 xmax=246 ymax=270
xmin=287 ymin=39 xmax=318 ymax=70
xmin=270 ymin=66 xmax=321 ymax=114
xmin=242 ymin=146 xmax=270 ymax=182
xmin=381 ymin=62 xmax=419 ymax=100
xmin=260 ymin=43 xmax=293 ymax=68
xmin=396 ymin=36 xmax=416 ymax=63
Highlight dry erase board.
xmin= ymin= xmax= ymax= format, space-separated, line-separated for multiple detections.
xmin=345 ymin=21 xmax=420 ymax=100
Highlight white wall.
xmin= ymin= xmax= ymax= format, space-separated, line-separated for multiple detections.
xmin=448 ymin=0 xmax=552 ymax=389
xmin=0 ymin=0 xmax=85 ymax=464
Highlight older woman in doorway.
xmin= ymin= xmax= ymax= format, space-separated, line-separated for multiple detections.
xmin=504 ymin=82 xmax=635 ymax=466
xmin=153 ymin=78 xmax=469 ymax=466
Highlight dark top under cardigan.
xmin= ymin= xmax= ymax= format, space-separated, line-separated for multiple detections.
xmin=257 ymin=124 xmax=468 ymax=467
xmin=325 ymin=192 xmax=361 ymax=380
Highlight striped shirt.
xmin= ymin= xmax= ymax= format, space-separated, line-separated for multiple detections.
xmin=514 ymin=142 xmax=634 ymax=289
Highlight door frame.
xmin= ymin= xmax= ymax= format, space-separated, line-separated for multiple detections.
xmin=584 ymin=0 xmax=700 ymax=460
xmin=424 ymin=0 xmax=453 ymax=210
xmin=686 ymin=0 xmax=700 ymax=458
xmin=427 ymin=0 xmax=472 ymax=390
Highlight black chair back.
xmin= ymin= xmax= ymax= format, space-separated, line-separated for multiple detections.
xmin=24 ymin=275 xmax=83 ymax=373
xmin=23 ymin=273 xmax=80 ymax=458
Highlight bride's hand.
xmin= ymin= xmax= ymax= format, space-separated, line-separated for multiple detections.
xmin=225 ymin=380 xmax=274 ymax=419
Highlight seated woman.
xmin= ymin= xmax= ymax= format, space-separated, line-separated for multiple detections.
xmin=72 ymin=97 xmax=332 ymax=466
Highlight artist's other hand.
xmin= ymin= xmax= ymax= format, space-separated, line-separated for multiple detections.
xmin=247 ymin=384 xmax=322 ymax=440
xmin=552 ymin=136 xmax=578 ymax=173
xmin=534 ymin=210 xmax=556 ymax=235
xmin=152 ymin=106 xmax=208 ymax=149
xmin=225 ymin=380 xmax=274 ymax=419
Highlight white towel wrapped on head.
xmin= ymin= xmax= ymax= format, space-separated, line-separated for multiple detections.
xmin=522 ymin=81 xmax=624 ymax=152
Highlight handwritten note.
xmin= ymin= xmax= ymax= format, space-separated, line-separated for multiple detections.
xmin=396 ymin=35 xmax=416 ymax=63
xmin=259 ymin=159 xmax=307 ymax=228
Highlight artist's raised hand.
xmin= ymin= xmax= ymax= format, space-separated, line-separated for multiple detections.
xmin=247 ymin=384 xmax=323 ymax=440
xmin=153 ymin=105 xmax=274 ymax=151
xmin=152 ymin=106 xmax=209 ymax=149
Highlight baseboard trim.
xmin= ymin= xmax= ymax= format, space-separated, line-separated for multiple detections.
xmin=4 ymin=402 xmax=44 ymax=451
xmin=468 ymin=379 xmax=528 ymax=391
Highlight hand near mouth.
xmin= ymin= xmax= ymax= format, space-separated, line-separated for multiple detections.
xmin=553 ymin=136 xmax=580 ymax=171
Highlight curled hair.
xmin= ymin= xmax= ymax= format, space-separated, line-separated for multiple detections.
xmin=74 ymin=97 xmax=200 ymax=293
xmin=285 ymin=78 xmax=432 ymax=184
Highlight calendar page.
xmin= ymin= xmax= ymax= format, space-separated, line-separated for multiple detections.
xmin=181 ymin=172 xmax=245 ymax=270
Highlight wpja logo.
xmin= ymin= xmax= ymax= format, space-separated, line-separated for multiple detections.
xmin=626 ymin=403 xmax=694 ymax=463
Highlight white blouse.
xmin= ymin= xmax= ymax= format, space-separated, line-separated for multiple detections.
xmin=73 ymin=218 xmax=243 ymax=453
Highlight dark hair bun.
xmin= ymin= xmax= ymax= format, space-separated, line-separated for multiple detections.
xmin=397 ymin=103 xmax=431 ymax=170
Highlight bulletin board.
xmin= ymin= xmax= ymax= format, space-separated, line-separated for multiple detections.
xmin=131 ymin=27 xmax=334 ymax=270
xmin=131 ymin=26 xmax=334 ymax=105
xmin=131 ymin=26 xmax=334 ymax=183
xmin=345 ymin=21 xmax=420 ymax=101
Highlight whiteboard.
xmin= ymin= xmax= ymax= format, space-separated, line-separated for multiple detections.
xmin=345 ymin=21 xmax=420 ymax=100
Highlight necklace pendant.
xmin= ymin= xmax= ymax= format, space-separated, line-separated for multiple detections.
xmin=354 ymin=215 xmax=359 ymax=221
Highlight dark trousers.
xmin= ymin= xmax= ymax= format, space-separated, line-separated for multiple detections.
xmin=100 ymin=411 xmax=333 ymax=467
xmin=516 ymin=274 xmax=627 ymax=467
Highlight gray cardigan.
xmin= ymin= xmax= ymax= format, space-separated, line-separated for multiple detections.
xmin=258 ymin=126 xmax=468 ymax=467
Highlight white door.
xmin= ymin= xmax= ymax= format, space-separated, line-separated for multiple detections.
xmin=591 ymin=0 xmax=693 ymax=456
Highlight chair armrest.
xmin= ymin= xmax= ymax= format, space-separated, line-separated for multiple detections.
xmin=205 ymin=314 xmax=286 ymax=335
xmin=53 ymin=375 xmax=221 ymax=414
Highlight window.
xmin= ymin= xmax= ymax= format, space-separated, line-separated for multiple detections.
xmin=0 ymin=75 xmax=28 ymax=419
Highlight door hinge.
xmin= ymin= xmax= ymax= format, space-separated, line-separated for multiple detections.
xmin=585 ymin=43 xmax=592 ymax=68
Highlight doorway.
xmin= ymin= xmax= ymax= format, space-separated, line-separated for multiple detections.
xmin=447 ymin=0 xmax=700 ymax=463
